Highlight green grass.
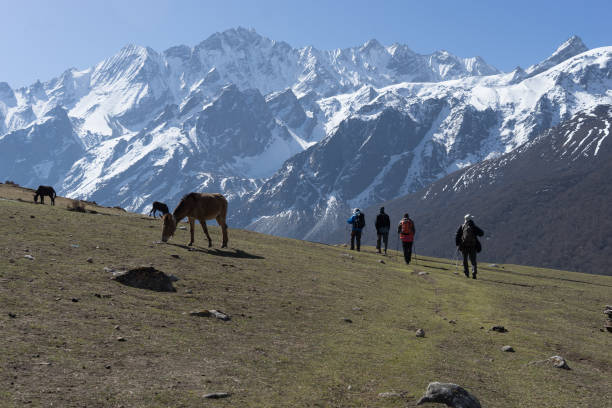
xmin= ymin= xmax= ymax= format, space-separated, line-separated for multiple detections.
xmin=0 ymin=187 xmax=611 ymax=407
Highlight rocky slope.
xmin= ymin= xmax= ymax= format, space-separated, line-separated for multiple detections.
xmin=345 ymin=105 xmax=612 ymax=275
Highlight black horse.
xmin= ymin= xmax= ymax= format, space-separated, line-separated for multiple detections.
xmin=149 ymin=201 xmax=170 ymax=218
xmin=34 ymin=185 xmax=56 ymax=205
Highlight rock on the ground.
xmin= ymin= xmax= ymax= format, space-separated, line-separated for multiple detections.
xmin=417 ymin=382 xmax=481 ymax=407
xmin=111 ymin=267 xmax=176 ymax=292
xmin=501 ymin=345 xmax=515 ymax=352
xmin=210 ymin=310 xmax=231 ymax=321
xmin=490 ymin=325 xmax=508 ymax=333
xmin=203 ymin=392 xmax=230 ymax=399
xmin=86 ymin=258 xmax=93 ymax=263
xmin=550 ymin=355 xmax=570 ymax=369
xmin=378 ymin=391 xmax=402 ymax=398
xmin=23 ymin=254 xmax=34 ymax=260
xmin=416 ymin=328 xmax=425 ymax=338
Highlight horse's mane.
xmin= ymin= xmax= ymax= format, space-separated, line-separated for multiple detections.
xmin=173 ymin=193 xmax=199 ymax=217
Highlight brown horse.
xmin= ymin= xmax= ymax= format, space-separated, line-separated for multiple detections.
xmin=161 ymin=193 xmax=228 ymax=248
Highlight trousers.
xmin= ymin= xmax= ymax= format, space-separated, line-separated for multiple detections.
xmin=402 ymin=241 xmax=413 ymax=264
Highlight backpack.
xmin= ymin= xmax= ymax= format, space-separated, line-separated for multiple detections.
xmin=462 ymin=222 xmax=477 ymax=247
xmin=400 ymin=219 xmax=414 ymax=236
xmin=354 ymin=212 xmax=365 ymax=229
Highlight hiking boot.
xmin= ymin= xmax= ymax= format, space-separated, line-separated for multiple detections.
xmin=472 ymin=274 xmax=477 ymax=279
xmin=464 ymin=271 xmax=469 ymax=278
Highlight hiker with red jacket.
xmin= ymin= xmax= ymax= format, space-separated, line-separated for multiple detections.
xmin=347 ymin=208 xmax=365 ymax=251
xmin=455 ymin=214 xmax=484 ymax=279
xmin=397 ymin=213 xmax=415 ymax=264
xmin=375 ymin=207 xmax=391 ymax=254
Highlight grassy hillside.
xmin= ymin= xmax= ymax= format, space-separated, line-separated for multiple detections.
xmin=1 ymin=183 xmax=611 ymax=407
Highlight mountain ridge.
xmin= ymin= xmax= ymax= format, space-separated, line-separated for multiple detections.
xmin=1 ymin=30 xmax=609 ymax=247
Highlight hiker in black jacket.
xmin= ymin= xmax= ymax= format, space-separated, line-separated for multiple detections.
xmin=455 ymin=214 xmax=484 ymax=279
xmin=375 ymin=207 xmax=391 ymax=254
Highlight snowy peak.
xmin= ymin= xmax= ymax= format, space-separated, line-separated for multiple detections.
xmin=526 ymin=35 xmax=589 ymax=77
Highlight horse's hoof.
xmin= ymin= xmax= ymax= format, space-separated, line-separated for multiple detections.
xmin=208 ymin=243 xmax=212 ymax=248
xmin=221 ymin=244 xmax=227 ymax=248
xmin=187 ymin=243 xmax=193 ymax=246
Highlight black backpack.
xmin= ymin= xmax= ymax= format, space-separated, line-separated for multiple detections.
xmin=462 ymin=222 xmax=477 ymax=247
xmin=354 ymin=212 xmax=365 ymax=229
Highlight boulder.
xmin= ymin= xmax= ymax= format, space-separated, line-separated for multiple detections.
xmin=111 ymin=267 xmax=176 ymax=292
xmin=417 ymin=382 xmax=481 ymax=407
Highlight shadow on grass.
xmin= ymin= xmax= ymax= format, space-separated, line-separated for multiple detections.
xmin=166 ymin=243 xmax=264 ymax=259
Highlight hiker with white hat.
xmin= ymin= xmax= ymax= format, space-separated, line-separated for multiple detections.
xmin=455 ymin=214 xmax=484 ymax=279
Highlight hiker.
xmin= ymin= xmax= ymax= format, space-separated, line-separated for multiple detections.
xmin=397 ymin=213 xmax=415 ymax=264
xmin=375 ymin=206 xmax=391 ymax=254
xmin=347 ymin=208 xmax=365 ymax=251
xmin=455 ymin=214 xmax=484 ymax=279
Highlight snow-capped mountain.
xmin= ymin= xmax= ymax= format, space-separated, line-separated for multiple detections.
xmin=347 ymin=105 xmax=612 ymax=275
xmin=0 ymin=27 xmax=501 ymax=211
xmin=236 ymin=43 xmax=612 ymax=240
xmin=0 ymin=29 xmax=610 ymax=244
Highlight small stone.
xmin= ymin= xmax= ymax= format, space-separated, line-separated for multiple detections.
xmin=105 ymin=365 xmax=111 ymax=369
xmin=343 ymin=318 xmax=353 ymax=323
xmin=185 ymin=289 xmax=193 ymax=294
xmin=210 ymin=310 xmax=231 ymax=321
xmin=378 ymin=259 xmax=385 ymax=264
xmin=203 ymin=392 xmax=230 ymax=399
xmin=116 ymin=337 xmax=126 ymax=342
xmin=114 ymin=325 xmax=120 ymax=330
xmin=9 ymin=258 xmax=15 ymax=263
xmin=490 ymin=325 xmax=508 ymax=333
xmin=550 ymin=355 xmax=570 ymax=369
xmin=418 ymin=271 xmax=429 ymax=276
xmin=449 ymin=320 xmax=457 ymax=324
xmin=352 ymin=307 xmax=362 ymax=311
xmin=30 ymin=215 xmax=35 ymax=218
xmin=8 ymin=312 xmax=16 ymax=318
xmin=178 ymin=226 xmax=187 ymax=230
xmin=71 ymin=298 xmax=79 ymax=302
xmin=416 ymin=328 xmax=425 ymax=338
xmin=24 ymin=255 xmax=34 ymax=260
xmin=170 ymin=254 xmax=179 ymax=259
xmin=378 ymin=392 xmax=402 ymax=398
xmin=86 ymin=258 xmax=93 ymax=263
xmin=501 ymin=345 xmax=515 ymax=352
xmin=71 ymin=244 xmax=79 ymax=248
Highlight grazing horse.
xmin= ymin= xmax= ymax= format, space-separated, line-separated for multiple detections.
xmin=149 ymin=201 xmax=169 ymax=218
xmin=161 ymin=193 xmax=228 ymax=248
xmin=34 ymin=185 xmax=56 ymax=205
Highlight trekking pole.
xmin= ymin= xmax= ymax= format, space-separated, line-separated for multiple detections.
xmin=413 ymin=239 xmax=418 ymax=265
xmin=454 ymin=248 xmax=460 ymax=274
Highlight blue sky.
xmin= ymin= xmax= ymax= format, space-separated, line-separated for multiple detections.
xmin=1 ymin=0 xmax=610 ymax=88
